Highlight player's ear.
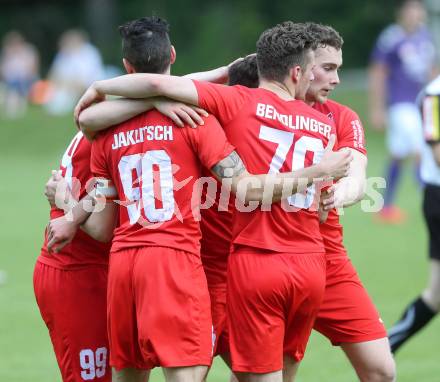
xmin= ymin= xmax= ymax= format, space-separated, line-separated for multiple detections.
xmin=123 ymin=58 xmax=136 ymax=74
xmin=289 ymin=65 xmax=301 ymax=84
xmin=170 ymin=45 xmax=176 ymax=65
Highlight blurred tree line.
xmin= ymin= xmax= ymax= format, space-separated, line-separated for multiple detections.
xmin=0 ymin=0 xmax=407 ymax=76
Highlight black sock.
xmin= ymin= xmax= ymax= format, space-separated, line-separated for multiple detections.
xmin=388 ymin=296 xmax=437 ymax=353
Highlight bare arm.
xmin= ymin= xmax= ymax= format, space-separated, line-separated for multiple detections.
xmin=210 ymin=153 xmax=333 ymax=204
xmin=46 ymin=176 xmax=119 ymax=250
xmin=184 ymin=66 xmax=229 ymax=83
xmin=78 ymin=98 xmax=156 ymax=140
xmin=92 ymin=73 xmax=199 ymax=104
xmin=46 ymin=194 xmax=96 ymax=252
xmin=81 ymin=201 xmax=118 ymax=242
xmin=79 ymin=177 xmax=118 ymax=242
xmin=77 ymin=96 xmax=207 ymax=139
xmin=368 ymin=62 xmax=388 ymax=130
xmin=210 ymin=138 xmax=352 ymax=204
xmin=78 ymin=58 xmax=246 ymax=132
xmin=322 ymin=149 xmax=367 ymax=210
xmin=74 ymin=74 xmax=198 ymax=135
xmin=182 ymin=56 xmax=246 ymax=83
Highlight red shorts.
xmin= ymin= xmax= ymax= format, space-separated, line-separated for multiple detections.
xmin=313 ymin=255 xmax=387 ymax=345
xmin=33 ymin=261 xmax=110 ymax=382
xmin=108 ymin=247 xmax=213 ymax=370
xmin=208 ymin=284 xmax=230 ymax=356
xmin=227 ymin=249 xmax=326 ymax=373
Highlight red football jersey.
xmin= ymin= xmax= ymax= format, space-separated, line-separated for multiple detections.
xmin=39 ymin=132 xmax=111 ymax=269
xmin=91 ymin=111 xmax=234 ymax=255
xmin=313 ymin=99 xmax=367 ymax=257
xmin=195 ymin=81 xmax=336 ymax=253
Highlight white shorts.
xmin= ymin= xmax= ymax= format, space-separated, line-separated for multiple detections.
xmin=387 ymin=102 xmax=423 ymax=158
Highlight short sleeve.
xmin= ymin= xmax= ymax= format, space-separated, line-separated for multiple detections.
xmin=337 ymin=107 xmax=367 ymax=155
xmin=193 ymin=81 xmax=251 ymax=126
xmin=183 ymin=114 xmax=235 ymax=169
xmin=90 ymin=134 xmax=111 ymax=179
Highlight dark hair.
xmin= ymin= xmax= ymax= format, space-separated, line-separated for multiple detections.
xmin=228 ymin=55 xmax=259 ymax=88
xmin=304 ymin=22 xmax=343 ymax=50
xmin=256 ymin=21 xmax=316 ymax=82
xmin=119 ymin=16 xmax=171 ymax=74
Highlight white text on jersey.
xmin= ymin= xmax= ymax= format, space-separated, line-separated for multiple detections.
xmin=112 ymin=125 xmax=173 ymax=150
xmin=256 ymin=103 xmax=332 ymax=139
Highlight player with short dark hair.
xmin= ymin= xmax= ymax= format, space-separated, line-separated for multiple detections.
xmin=256 ymin=22 xmax=316 ymax=83
xmin=119 ymin=16 xmax=172 ymax=74
xmin=228 ymin=55 xmax=258 ymax=88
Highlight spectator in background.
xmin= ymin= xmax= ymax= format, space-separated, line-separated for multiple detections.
xmin=45 ymin=29 xmax=104 ymax=115
xmin=369 ymin=0 xmax=437 ymax=223
xmin=0 ymin=31 xmax=39 ymax=118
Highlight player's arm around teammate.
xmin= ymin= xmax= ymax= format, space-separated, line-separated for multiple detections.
xmin=213 ymin=136 xmax=351 ymax=205
xmin=74 ymin=54 xmax=252 ymax=123
xmin=74 ymin=72 xmax=201 ymax=126
xmin=75 ymin=58 xmax=246 ymax=136
xmin=77 ymin=96 xmax=208 ymax=140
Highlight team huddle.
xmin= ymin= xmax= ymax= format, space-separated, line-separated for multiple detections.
xmin=34 ymin=17 xmax=397 ymax=382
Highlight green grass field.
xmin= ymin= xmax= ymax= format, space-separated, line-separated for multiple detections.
xmin=0 ymin=90 xmax=439 ymax=381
